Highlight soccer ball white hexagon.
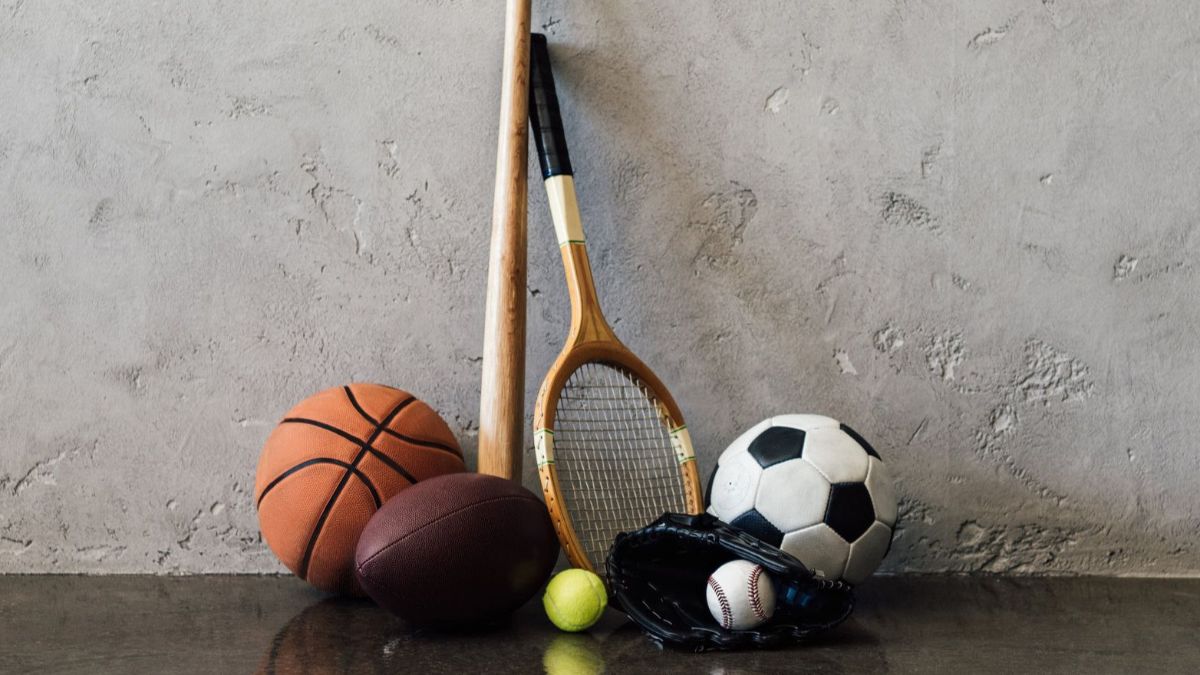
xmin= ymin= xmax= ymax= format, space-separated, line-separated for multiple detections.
xmin=705 ymin=415 xmax=897 ymax=585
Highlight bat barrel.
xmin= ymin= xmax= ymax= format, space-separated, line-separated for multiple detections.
xmin=478 ymin=0 xmax=532 ymax=481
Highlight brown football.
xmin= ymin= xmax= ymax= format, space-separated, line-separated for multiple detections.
xmin=354 ymin=472 xmax=559 ymax=626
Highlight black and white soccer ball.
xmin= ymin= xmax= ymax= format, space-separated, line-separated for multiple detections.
xmin=706 ymin=415 xmax=897 ymax=585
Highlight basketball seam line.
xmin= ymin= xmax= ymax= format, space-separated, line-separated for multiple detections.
xmin=343 ymin=386 xmax=459 ymax=458
xmin=256 ymin=458 xmax=382 ymax=509
xmin=298 ymin=396 xmax=414 ymax=580
xmin=283 ymin=415 xmax=461 ymax=461
xmin=280 ymin=417 xmax=361 ymax=445
xmin=278 ymin=417 xmax=425 ymax=484
xmin=344 ymin=385 xmax=380 ymax=426
xmin=342 ymin=387 xmax=462 ymax=458
xmin=362 ymin=445 xmax=419 ymax=484
xmin=379 ymin=427 xmax=462 ymax=458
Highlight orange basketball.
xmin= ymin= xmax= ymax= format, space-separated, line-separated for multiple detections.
xmin=255 ymin=383 xmax=465 ymax=594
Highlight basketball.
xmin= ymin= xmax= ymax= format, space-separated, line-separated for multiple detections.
xmin=255 ymin=383 xmax=465 ymax=594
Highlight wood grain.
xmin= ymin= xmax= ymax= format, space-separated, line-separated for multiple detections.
xmin=478 ymin=0 xmax=532 ymax=481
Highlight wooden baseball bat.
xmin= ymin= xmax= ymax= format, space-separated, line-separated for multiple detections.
xmin=478 ymin=0 xmax=531 ymax=480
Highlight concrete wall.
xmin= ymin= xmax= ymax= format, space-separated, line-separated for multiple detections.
xmin=2 ymin=0 xmax=1197 ymax=575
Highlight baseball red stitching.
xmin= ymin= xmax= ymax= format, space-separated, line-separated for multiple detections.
xmin=708 ymin=576 xmax=733 ymax=630
xmin=748 ymin=565 xmax=767 ymax=622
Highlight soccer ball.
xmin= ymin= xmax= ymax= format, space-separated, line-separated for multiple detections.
xmin=705 ymin=415 xmax=897 ymax=585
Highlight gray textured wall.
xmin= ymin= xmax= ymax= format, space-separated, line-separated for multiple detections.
xmin=2 ymin=0 xmax=1197 ymax=575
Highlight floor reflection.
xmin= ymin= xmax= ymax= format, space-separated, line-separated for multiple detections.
xmin=542 ymin=634 xmax=604 ymax=675
xmin=255 ymin=599 xmax=394 ymax=675
xmin=252 ymin=595 xmax=879 ymax=675
xmin=2 ymin=576 xmax=1195 ymax=673
xmin=254 ymin=597 xmax=555 ymax=674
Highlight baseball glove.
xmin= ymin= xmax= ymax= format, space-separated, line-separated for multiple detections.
xmin=606 ymin=513 xmax=855 ymax=651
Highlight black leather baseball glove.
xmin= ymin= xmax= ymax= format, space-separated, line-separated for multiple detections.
xmin=606 ymin=513 xmax=855 ymax=651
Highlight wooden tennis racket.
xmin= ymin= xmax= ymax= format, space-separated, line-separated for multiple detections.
xmin=528 ymin=34 xmax=704 ymax=574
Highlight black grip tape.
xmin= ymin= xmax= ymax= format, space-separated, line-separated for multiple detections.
xmin=529 ymin=33 xmax=573 ymax=179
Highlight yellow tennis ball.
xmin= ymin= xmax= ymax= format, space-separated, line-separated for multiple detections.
xmin=543 ymin=569 xmax=607 ymax=632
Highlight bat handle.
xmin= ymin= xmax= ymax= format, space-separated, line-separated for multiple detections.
xmin=529 ymin=33 xmax=573 ymax=180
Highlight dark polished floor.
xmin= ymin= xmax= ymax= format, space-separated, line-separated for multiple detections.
xmin=1 ymin=575 xmax=1197 ymax=674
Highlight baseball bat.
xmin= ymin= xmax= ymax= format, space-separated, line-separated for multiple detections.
xmin=478 ymin=0 xmax=531 ymax=480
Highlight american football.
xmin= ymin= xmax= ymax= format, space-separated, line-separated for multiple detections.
xmin=706 ymin=415 xmax=898 ymax=585
xmin=354 ymin=472 xmax=559 ymax=626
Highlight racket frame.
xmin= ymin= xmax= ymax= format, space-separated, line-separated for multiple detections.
xmin=528 ymin=36 xmax=704 ymax=573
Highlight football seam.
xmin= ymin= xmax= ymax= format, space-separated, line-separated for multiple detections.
xmin=356 ymin=494 xmax=540 ymax=578
xmin=748 ymin=565 xmax=767 ymax=621
xmin=707 ymin=576 xmax=733 ymax=630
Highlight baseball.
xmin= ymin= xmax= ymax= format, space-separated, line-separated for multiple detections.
xmin=705 ymin=559 xmax=776 ymax=631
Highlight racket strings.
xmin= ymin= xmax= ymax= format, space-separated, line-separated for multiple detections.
xmin=552 ymin=362 xmax=688 ymax=569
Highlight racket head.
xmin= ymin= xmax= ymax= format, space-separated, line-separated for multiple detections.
xmin=534 ymin=341 xmax=704 ymax=573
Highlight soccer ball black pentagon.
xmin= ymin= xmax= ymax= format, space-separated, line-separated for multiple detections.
xmin=705 ymin=415 xmax=897 ymax=585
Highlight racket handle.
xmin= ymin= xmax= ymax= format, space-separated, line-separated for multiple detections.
xmin=529 ymin=33 xmax=573 ymax=179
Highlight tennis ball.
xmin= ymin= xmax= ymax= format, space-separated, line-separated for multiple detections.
xmin=543 ymin=569 xmax=607 ymax=632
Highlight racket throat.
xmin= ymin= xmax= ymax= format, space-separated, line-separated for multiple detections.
xmin=560 ymin=242 xmax=618 ymax=345
xmin=542 ymin=172 xmax=614 ymax=344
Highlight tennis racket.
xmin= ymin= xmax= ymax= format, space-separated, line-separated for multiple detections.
xmin=528 ymin=33 xmax=704 ymax=574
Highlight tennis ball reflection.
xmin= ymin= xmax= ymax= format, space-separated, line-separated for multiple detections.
xmin=543 ymin=634 xmax=604 ymax=675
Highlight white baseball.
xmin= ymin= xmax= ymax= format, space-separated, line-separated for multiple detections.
xmin=705 ymin=560 xmax=776 ymax=631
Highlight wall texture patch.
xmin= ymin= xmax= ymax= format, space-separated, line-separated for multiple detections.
xmin=0 ymin=0 xmax=1198 ymax=576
